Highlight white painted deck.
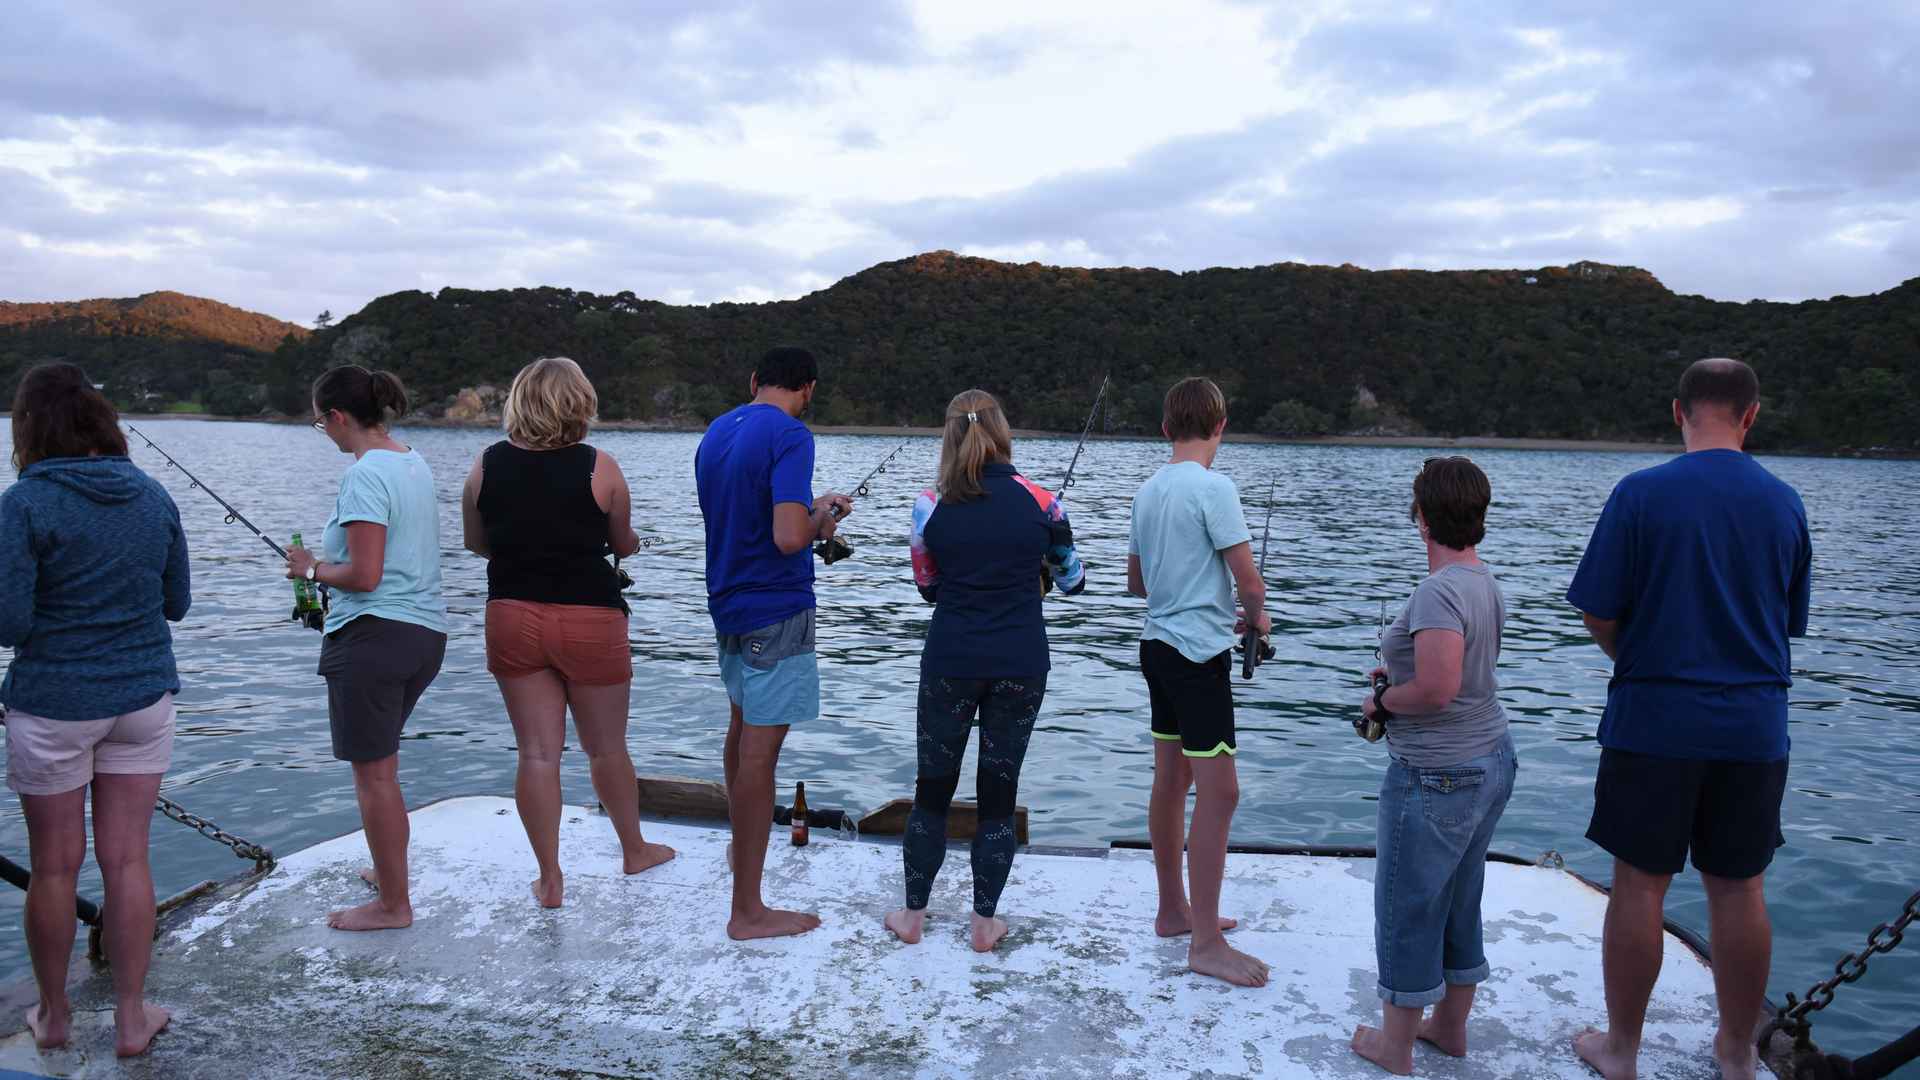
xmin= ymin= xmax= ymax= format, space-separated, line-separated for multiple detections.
xmin=1 ymin=797 xmax=1751 ymax=1078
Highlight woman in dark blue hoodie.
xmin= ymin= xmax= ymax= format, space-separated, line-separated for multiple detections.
xmin=0 ymin=363 xmax=188 ymax=1058
xmin=883 ymin=389 xmax=1086 ymax=952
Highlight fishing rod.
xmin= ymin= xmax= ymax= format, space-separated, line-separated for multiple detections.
xmin=1057 ymin=372 xmax=1111 ymax=496
xmin=1238 ymin=472 xmax=1278 ymax=680
xmin=125 ymin=423 xmax=328 ymax=630
xmin=1356 ymin=600 xmax=1388 ymax=742
xmin=815 ymin=438 xmax=910 ymax=564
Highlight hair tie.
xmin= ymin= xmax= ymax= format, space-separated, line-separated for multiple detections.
xmin=966 ymin=411 xmax=978 ymax=424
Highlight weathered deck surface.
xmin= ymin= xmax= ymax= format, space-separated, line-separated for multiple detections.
xmin=0 ymin=797 xmax=1750 ymax=1078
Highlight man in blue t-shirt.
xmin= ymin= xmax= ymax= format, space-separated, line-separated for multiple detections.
xmin=694 ymin=346 xmax=850 ymax=941
xmin=1567 ymin=358 xmax=1812 ymax=1080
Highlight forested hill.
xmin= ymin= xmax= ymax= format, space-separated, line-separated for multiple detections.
xmin=262 ymin=252 xmax=1917 ymax=451
xmin=0 ymin=292 xmax=308 ymax=414
xmin=6 ymin=256 xmax=1916 ymax=450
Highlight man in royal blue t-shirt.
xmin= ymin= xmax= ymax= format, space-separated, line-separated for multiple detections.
xmin=694 ymin=346 xmax=850 ymax=940
xmin=1567 ymin=358 xmax=1812 ymax=1080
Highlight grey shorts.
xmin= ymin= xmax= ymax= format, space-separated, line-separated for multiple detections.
xmin=317 ymin=615 xmax=447 ymax=763
xmin=716 ymin=608 xmax=819 ymax=727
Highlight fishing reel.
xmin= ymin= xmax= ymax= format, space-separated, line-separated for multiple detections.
xmin=1356 ymin=674 xmax=1390 ymax=743
xmin=814 ymin=500 xmax=855 ymax=564
xmin=291 ymin=585 xmax=330 ymax=633
xmin=1237 ymin=629 xmax=1275 ymax=680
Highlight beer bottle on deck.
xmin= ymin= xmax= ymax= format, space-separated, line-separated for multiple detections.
xmin=791 ymin=781 xmax=809 ymax=847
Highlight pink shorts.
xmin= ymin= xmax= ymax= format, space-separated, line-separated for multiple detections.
xmin=3 ymin=693 xmax=176 ymax=796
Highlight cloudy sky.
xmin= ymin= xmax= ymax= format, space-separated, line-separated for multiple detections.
xmin=3 ymin=0 xmax=1916 ymax=325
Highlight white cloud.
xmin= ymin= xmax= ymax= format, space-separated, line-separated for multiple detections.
xmin=0 ymin=0 xmax=1915 ymax=323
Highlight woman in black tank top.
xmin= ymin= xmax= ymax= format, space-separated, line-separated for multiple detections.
xmin=460 ymin=358 xmax=676 ymax=907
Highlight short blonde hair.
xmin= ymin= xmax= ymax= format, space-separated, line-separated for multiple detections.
xmin=503 ymin=357 xmax=596 ymax=449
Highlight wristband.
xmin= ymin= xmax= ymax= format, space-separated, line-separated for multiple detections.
xmin=1373 ymin=682 xmax=1394 ymax=721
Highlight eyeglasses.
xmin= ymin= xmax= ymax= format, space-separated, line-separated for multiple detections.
xmin=311 ymin=416 xmax=328 ymax=433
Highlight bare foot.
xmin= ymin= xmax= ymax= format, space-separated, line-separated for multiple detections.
xmin=970 ymin=914 xmax=1009 ymax=953
xmin=327 ymin=900 xmax=413 ymax=931
xmin=531 ymin=875 xmax=564 ymax=909
xmin=1713 ymin=1032 xmax=1758 ymax=1080
xmin=1417 ymin=1015 xmax=1467 ymax=1057
xmin=114 ymin=1003 xmax=170 ymax=1058
xmin=623 ymin=841 xmax=677 ymax=874
xmin=1154 ymin=906 xmax=1239 ymax=937
xmin=25 ymin=1002 xmax=70 ymax=1050
xmin=727 ymin=907 xmax=821 ymax=940
xmin=1572 ymin=1028 xmax=1637 ymax=1080
xmin=1188 ymin=935 xmax=1270 ymax=987
xmin=358 ymin=867 xmax=380 ymax=891
xmin=884 ymin=908 xmax=925 ymax=944
xmin=1351 ymin=1024 xmax=1414 ymax=1076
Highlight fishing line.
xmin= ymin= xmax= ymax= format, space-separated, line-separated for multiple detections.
xmin=1057 ymin=372 xmax=1111 ymax=496
xmin=1238 ymin=471 xmax=1279 ymax=679
xmin=125 ymin=423 xmax=328 ymax=630
xmin=815 ymin=438 xmax=910 ymax=565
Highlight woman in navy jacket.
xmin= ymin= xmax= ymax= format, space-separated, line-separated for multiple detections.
xmin=883 ymin=389 xmax=1085 ymax=952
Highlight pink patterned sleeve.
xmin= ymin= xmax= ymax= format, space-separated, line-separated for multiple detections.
xmin=910 ymin=489 xmax=940 ymax=602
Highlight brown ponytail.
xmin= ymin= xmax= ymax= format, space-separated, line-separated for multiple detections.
xmin=937 ymin=389 xmax=1013 ymax=502
xmin=313 ymin=365 xmax=410 ymax=429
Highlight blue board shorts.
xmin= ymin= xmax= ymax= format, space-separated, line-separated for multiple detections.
xmin=716 ymin=608 xmax=819 ymax=727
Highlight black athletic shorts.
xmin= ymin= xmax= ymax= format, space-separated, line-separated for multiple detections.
xmin=317 ymin=615 xmax=447 ymax=763
xmin=1585 ymin=748 xmax=1787 ymax=879
xmin=1140 ymin=639 xmax=1236 ymax=757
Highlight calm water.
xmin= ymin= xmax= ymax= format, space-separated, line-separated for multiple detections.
xmin=0 ymin=420 xmax=1915 ymax=1059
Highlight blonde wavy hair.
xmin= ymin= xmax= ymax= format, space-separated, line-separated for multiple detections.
xmin=504 ymin=357 xmax=597 ymax=449
xmin=938 ymin=389 xmax=1013 ymax=502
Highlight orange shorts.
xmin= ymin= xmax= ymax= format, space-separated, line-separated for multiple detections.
xmin=484 ymin=600 xmax=631 ymax=686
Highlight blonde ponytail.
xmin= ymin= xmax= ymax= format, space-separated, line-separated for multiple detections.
xmin=937 ymin=389 xmax=1013 ymax=502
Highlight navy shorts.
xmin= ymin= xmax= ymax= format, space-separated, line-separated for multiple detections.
xmin=1586 ymin=748 xmax=1787 ymax=879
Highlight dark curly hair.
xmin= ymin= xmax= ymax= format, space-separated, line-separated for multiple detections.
xmin=10 ymin=362 xmax=129 ymax=471
xmin=1411 ymin=456 xmax=1490 ymax=550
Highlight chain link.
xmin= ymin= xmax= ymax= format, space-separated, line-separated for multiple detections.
xmin=1768 ymin=888 xmax=1919 ymax=1044
xmin=155 ymin=794 xmax=276 ymax=872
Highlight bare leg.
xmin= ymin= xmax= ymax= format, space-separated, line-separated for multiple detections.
xmin=1701 ymin=871 xmax=1770 ymax=1080
xmin=1185 ymin=755 xmax=1267 ymax=987
xmin=329 ymin=754 xmax=414 ymax=930
xmin=1149 ymin=744 xmax=1237 ymax=937
xmin=1351 ymin=1001 xmax=1421 ymax=1075
xmin=724 ymin=716 xmax=818 ymax=940
xmin=1574 ymin=859 xmax=1672 ymax=1080
xmin=18 ymin=786 xmax=86 ymax=1050
xmin=92 ymin=772 xmax=171 ymax=1056
xmin=1418 ymin=983 xmax=1475 ymax=1056
xmin=570 ymin=680 xmax=675 ymax=875
xmin=499 ymin=671 xmax=568 ymax=907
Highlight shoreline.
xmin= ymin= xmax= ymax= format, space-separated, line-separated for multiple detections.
xmin=88 ymin=413 xmax=1915 ymax=459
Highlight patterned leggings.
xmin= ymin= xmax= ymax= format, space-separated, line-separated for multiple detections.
xmin=903 ymin=674 xmax=1047 ymax=918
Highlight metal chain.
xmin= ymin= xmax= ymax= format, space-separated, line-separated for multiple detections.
xmin=155 ymin=794 xmax=276 ymax=872
xmin=1769 ymin=888 xmax=1919 ymax=1043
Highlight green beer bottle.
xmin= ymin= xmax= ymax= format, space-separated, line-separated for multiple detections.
xmin=291 ymin=533 xmax=320 ymax=616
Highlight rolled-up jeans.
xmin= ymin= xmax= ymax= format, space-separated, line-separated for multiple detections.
xmin=1374 ymin=734 xmax=1519 ymax=1007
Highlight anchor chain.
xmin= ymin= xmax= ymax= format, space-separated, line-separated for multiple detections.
xmin=1763 ymin=888 xmax=1919 ymax=1048
xmin=155 ymin=794 xmax=276 ymax=872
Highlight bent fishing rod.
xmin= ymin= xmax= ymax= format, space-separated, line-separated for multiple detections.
xmin=125 ymin=423 xmax=329 ymax=630
xmin=1057 ymin=372 xmax=1111 ymax=496
xmin=815 ymin=438 xmax=910 ymax=564
xmin=1239 ymin=473 xmax=1278 ymax=680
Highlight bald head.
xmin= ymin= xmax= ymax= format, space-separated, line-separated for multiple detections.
xmin=1677 ymin=358 xmax=1759 ymax=423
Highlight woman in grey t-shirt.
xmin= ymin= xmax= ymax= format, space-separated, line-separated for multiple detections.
xmin=1351 ymin=456 xmax=1518 ymax=1076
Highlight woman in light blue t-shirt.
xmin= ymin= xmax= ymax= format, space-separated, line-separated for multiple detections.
xmin=285 ymin=365 xmax=447 ymax=934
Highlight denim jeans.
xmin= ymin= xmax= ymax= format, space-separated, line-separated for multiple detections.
xmin=1374 ymin=734 xmax=1519 ymax=1007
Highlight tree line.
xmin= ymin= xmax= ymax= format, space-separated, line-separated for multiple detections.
xmin=6 ymin=253 xmax=1917 ymax=451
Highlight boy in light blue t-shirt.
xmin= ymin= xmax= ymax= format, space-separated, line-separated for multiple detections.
xmin=1126 ymin=376 xmax=1272 ymax=989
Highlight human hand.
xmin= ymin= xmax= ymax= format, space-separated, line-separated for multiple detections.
xmin=816 ymin=493 xmax=853 ymax=520
xmin=1369 ymin=665 xmax=1388 ymax=685
xmin=285 ymin=544 xmax=317 ymax=581
xmin=1361 ymin=692 xmax=1379 ymax=722
xmin=1234 ymin=607 xmax=1273 ymax=636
